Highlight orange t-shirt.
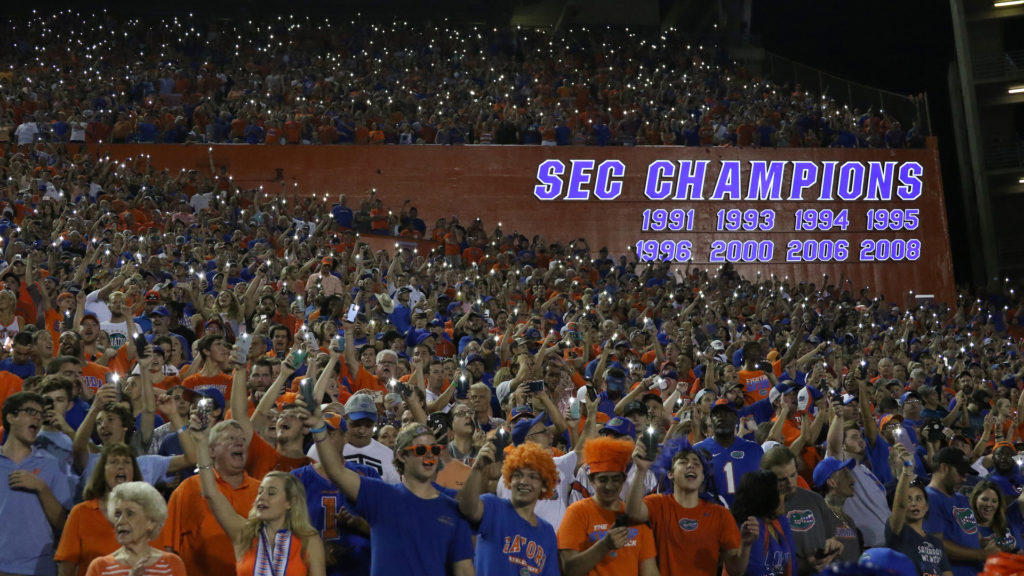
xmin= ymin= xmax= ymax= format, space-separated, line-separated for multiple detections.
xmin=246 ymin=433 xmax=313 ymax=480
xmin=81 ymin=362 xmax=111 ymax=392
xmin=181 ymin=372 xmax=234 ymax=400
xmin=237 ymin=532 xmax=308 ymax=576
xmin=641 ymin=495 xmax=741 ymax=576
xmin=157 ymin=470 xmax=259 ymax=576
xmin=557 ymin=498 xmax=656 ymax=576
xmin=352 ymin=365 xmax=387 ymax=396
xmin=55 ymin=498 xmax=145 ymax=576
xmin=737 ymin=369 xmax=771 ymax=406
xmin=84 ymin=552 xmax=186 ymax=576
xmin=0 ymin=370 xmax=23 ymax=408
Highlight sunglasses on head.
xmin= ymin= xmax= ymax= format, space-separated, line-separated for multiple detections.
xmin=403 ymin=443 xmax=444 ymax=457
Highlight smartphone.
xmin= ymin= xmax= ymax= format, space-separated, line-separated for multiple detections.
xmin=331 ymin=334 xmax=344 ymax=352
xmin=528 ymin=380 xmax=544 ymax=393
xmin=586 ymin=385 xmax=598 ymax=403
xmin=107 ymin=373 xmax=122 ymax=400
xmin=197 ymin=397 xmax=214 ymax=429
xmin=857 ymin=361 xmax=868 ymax=380
xmin=346 ymin=304 xmax=360 ymax=323
xmin=235 ymin=332 xmax=253 ymax=364
xmin=612 ymin=514 xmax=632 ymax=529
xmin=492 ymin=428 xmax=509 ymax=461
xmin=299 ymin=378 xmax=317 ymax=408
xmin=569 ymin=398 xmax=580 ymax=419
xmin=290 ymin=349 xmax=308 ymax=370
xmin=135 ymin=333 xmax=150 ymax=359
xmin=640 ymin=426 xmax=659 ymax=460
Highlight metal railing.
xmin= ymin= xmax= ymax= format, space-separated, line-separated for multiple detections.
xmin=764 ymin=51 xmax=931 ymax=136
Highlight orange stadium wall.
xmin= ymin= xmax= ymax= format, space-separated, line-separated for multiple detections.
xmin=99 ymin=144 xmax=954 ymax=305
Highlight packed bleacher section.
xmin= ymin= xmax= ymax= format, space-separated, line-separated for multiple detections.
xmin=0 ymin=11 xmax=927 ymax=148
xmin=0 ymin=11 xmax=1010 ymax=576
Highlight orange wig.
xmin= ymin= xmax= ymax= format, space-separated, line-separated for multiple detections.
xmin=502 ymin=442 xmax=559 ymax=500
xmin=584 ymin=436 xmax=635 ymax=474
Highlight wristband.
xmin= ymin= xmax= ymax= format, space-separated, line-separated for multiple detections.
xmin=309 ymin=425 xmax=327 ymax=435
xmin=180 ymin=425 xmax=189 ymax=433
xmin=197 ymin=464 xmax=212 ymax=471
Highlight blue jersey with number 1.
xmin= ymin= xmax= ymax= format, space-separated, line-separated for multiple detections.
xmin=693 ymin=436 xmax=764 ymax=506
xmin=292 ymin=463 xmax=379 ymax=576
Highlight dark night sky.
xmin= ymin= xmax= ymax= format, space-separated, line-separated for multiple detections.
xmin=751 ymin=0 xmax=968 ymax=279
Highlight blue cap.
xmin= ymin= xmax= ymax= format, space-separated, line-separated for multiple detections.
xmin=509 ymin=405 xmax=536 ymax=422
xmin=512 ymin=412 xmax=548 ymax=446
xmin=600 ymin=416 xmax=637 ymax=440
xmin=524 ymin=328 xmax=542 ymax=340
xmin=465 ymin=353 xmax=484 ymax=365
xmin=813 ymin=457 xmax=855 ymax=488
xmin=858 ymin=548 xmax=917 ymax=576
xmin=150 ymin=306 xmax=170 ymax=317
xmin=604 ymin=370 xmax=626 ymax=392
xmin=189 ymin=387 xmax=226 ymax=413
xmin=344 ymin=394 xmax=378 ymax=423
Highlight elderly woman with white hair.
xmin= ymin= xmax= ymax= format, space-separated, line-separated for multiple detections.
xmin=85 ymin=482 xmax=186 ymax=576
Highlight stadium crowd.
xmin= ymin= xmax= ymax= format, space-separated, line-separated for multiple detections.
xmin=0 ymin=11 xmax=1010 ymax=576
xmin=0 ymin=12 xmax=927 ymax=148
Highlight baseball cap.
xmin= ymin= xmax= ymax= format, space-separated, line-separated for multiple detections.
xmin=622 ymin=401 xmax=646 ymax=419
xmin=900 ymin=391 xmax=922 ymax=406
xmin=508 ymin=405 xmax=536 ymax=423
xmin=183 ymin=387 xmax=226 ymax=413
xmin=150 ymin=306 xmax=170 ymax=317
xmin=858 ymin=548 xmax=917 ymax=576
xmin=710 ymin=340 xmax=725 ymax=351
xmin=769 ymin=383 xmax=798 ymax=405
xmin=813 ymin=456 xmax=856 ymax=488
xmin=80 ymin=313 xmax=100 ymax=325
xmin=345 ymin=394 xmax=378 ymax=423
xmin=512 ymin=412 xmax=548 ymax=446
xmin=710 ymin=397 xmax=737 ymax=413
xmin=600 ymin=416 xmax=637 ymax=440
xmin=879 ymin=413 xmax=903 ymax=431
xmin=465 ymin=353 xmax=484 ymax=365
xmin=144 ymin=290 xmax=162 ymax=302
xmin=935 ymin=447 xmax=978 ymax=476
xmin=324 ymin=414 xmax=347 ymax=432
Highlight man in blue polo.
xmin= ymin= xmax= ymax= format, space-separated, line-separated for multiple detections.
xmin=0 ymin=391 xmax=73 ymax=576
xmin=925 ymin=447 xmax=993 ymax=576
xmin=695 ymin=398 xmax=764 ymax=506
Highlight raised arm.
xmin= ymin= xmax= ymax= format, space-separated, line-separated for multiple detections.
xmin=456 ymin=441 xmax=498 ymax=524
xmin=625 ymin=442 xmax=653 ymax=523
xmin=305 ymin=403 xmax=361 ymax=502
xmin=190 ymin=426 xmax=248 ymax=552
xmin=888 ymin=444 xmax=915 ymax=534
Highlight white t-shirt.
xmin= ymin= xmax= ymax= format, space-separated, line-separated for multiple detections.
xmin=100 ymin=319 xmax=144 ymax=349
xmin=497 ymin=450 xmax=577 ymax=531
xmin=15 ymin=122 xmax=39 ymax=146
xmin=84 ymin=291 xmax=112 ymax=323
xmin=307 ymin=439 xmax=400 ymax=484
xmin=189 ymin=192 xmax=212 ymax=212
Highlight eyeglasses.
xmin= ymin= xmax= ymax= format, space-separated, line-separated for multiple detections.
xmin=403 ymin=444 xmax=443 ymax=457
xmin=17 ymin=407 xmax=42 ymax=417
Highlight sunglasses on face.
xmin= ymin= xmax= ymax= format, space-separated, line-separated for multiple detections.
xmin=403 ymin=443 xmax=444 ymax=457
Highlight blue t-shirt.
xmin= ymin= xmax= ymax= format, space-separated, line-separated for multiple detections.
xmin=925 ymin=486 xmax=982 ymax=576
xmin=0 ymin=447 xmax=74 ymax=576
xmin=744 ymin=515 xmax=797 ymax=576
xmin=885 ymin=521 xmax=953 ymax=576
xmin=474 ymin=493 xmax=559 ymax=576
xmin=694 ymin=436 xmax=764 ymax=506
xmin=293 ymin=463 xmax=379 ymax=576
xmin=0 ymin=358 xmax=35 ymax=379
xmin=354 ymin=478 xmax=474 ymax=576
